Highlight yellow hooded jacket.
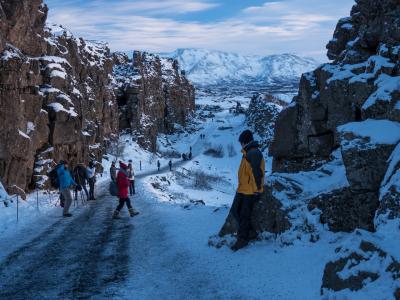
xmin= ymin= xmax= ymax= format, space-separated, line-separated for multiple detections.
xmin=237 ymin=141 xmax=265 ymax=195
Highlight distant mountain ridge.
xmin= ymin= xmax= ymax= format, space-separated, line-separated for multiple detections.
xmin=157 ymin=48 xmax=320 ymax=87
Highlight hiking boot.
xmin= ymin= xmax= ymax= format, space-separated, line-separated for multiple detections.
xmin=63 ymin=213 xmax=73 ymax=217
xmin=112 ymin=210 xmax=121 ymax=219
xmin=129 ymin=208 xmax=139 ymax=217
xmin=231 ymin=239 xmax=249 ymax=252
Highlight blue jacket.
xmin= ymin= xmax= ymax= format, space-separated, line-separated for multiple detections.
xmin=57 ymin=166 xmax=76 ymax=190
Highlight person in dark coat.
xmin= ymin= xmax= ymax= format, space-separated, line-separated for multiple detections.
xmin=73 ymin=163 xmax=89 ymax=201
xmin=157 ymin=160 xmax=160 ymax=171
xmin=128 ymin=160 xmax=135 ymax=195
xmin=230 ymin=130 xmax=265 ymax=251
xmin=112 ymin=162 xmax=139 ymax=219
xmin=110 ymin=161 xmax=117 ymax=182
xmin=86 ymin=161 xmax=96 ymax=200
xmin=168 ymin=160 xmax=172 ymax=171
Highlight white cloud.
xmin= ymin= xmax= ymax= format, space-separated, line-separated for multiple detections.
xmin=46 ymin=0 xmax=356 ymax=61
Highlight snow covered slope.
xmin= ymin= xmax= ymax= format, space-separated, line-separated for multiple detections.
xmin=159 ymin=48 xmax=320 ymax=87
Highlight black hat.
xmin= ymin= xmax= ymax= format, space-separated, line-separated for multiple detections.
xmin=238 ymin=130 xmax=254 ymax=145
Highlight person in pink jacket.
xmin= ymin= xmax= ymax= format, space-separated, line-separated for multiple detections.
xmin=112 ymin=161 xmax=139 ymax=219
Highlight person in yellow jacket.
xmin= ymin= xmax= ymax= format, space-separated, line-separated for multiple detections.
xmin=231 ymin=130 xmax=265 ymax=251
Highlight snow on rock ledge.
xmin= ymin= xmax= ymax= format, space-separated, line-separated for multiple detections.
xmin=337 ymin=120 xmax=400 ymax=192
xmin=338 ymin=119 xmax=400 ymax=151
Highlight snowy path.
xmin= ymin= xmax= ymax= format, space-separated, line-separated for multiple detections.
xmin=0 ymin=183 xmax=133 ymax=299
xmin=0 ymin=173 xmax=244 ymax=300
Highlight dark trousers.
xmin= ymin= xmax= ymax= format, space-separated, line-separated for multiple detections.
xmin=74 ymin=184 xmax=89 ymax=200
xmin=129 ymin=180 xmax=135 ymax=195
xmin=88 ymin=178 xmax=95 ymax=199
xmin=231 ymin=193 xmax=256 ymax=241
xmin=117 ymin=198 xmax=132 ymax=211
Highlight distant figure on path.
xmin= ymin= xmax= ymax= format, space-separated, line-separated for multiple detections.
xmin=57 ymin=160 xmax=76 ymax=217
xmin=73 ymin=163 xmax=89 ymax=201
xmin=230 ymin=130 xmax=265 ymax=251
xmin=110 ymin=161 xmax=117 ymax=182
xmin=168 ymin=160 xmax=172 ymax=171
xmin=188 ymin=152 xmax=192 ymax=160
xmin=113 ymin=161 xmax=139 ymax=219
xmin=87 ymin=161 xmax=96 ymax=200
xmin=157 ymin=160 xmax=161 ymax=171
xmin=128 ymin=160 xmax=135 ymax=195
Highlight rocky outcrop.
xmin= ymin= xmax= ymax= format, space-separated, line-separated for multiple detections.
xmin=246 ymin=94 xmax=284 ymax=150
xmin=0 ymin=0 xmax=118 ymax=190
xmin=308 ymin=188 xmax=379 ymax=232
xmin=219 ymin=186 xmax=291 ymax=237
xmin=269 ymin=0 xmax=400 ymax=233
xmin=322 ymin=240 xmax=400 ymax=299
xmin=114 ymin=51 xmax=195 ymax=152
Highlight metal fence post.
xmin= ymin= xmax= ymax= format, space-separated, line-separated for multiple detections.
xmin=36 ymin=190 xmax=39 ymax=210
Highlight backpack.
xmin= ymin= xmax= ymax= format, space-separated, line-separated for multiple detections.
xmin=109 ymin=180 xmax=119 ymax=196
xmin=48 ymin=166 xmax=60 ymax=189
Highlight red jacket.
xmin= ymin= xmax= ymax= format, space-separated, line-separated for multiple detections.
xmin=117 ymin=170 xmax=130 ymax=198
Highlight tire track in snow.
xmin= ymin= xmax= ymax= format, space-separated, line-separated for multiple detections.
xmin=0 ymin=186 xmax=132 ymax=300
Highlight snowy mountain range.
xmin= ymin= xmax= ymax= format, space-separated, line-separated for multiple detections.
xmin=158 ymin=48 xmax=320 ymax=87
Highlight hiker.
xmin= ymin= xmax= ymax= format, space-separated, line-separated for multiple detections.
xmin=230 ymin=130 xmax=265 ymax=251
xmin=157 ymin=160 xmax=160 ymax=171
xmin=188 ymin=151 xmax=192 ymax=160
xmin=128 ymin=160 xmax=135 ymax=195
xmin=112 ymin=161 xmax=139 ymax=219
xmin=57 ymin=160 xmax=76 ymax=217
xmin=87 ymin=161 xmax=96 ymax=200
xmin=110 ymin=161 xmax=117 ymax=182
xmin=73 ymin=163 xmax=89 ymax=201
xmin=168 ymin=160 xmax=172 ymax=171
xmin=182 ymin=153 xmax=187 ymax=160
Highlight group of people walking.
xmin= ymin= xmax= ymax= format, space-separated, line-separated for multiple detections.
xmin=54 ymin=160 xmax=97 ymax=217
xmin=52 ymin=129 xmax=263 ymax=252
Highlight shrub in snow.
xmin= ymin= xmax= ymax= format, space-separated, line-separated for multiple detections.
xmin=107 ymin=138 xmax=125 ymax=160
xmin=192 ymin=170 xmax=220 ymax=190
xmin=203 ymin=144 xmax=224 ymax=158
xmin=159 ymin=149 xmax=181 ymax=159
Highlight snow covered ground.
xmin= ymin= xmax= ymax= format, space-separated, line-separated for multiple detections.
xmin=1 ymin=90 xmax=399 ymax=299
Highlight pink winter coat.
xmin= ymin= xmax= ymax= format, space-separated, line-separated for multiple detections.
xmin=117 ymin=169 xmax=130 ymax=199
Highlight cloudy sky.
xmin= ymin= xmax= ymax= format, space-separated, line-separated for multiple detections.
xmin=45 ymin=0 xmax=355 ymax=61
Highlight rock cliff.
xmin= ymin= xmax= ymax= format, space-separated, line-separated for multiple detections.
xmin=268 ymin=0 xmax=400 ymax=297
xmin=113 ymin=51 xmax=195 ymax=152
xmin=270 ymin=0 xmax=400 ymax=233
xmin=0 ymin=0 xmax=118 ymax=190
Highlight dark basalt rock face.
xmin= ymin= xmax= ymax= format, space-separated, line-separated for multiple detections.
xmin=219 ymin=186 xmax=291 ymax=237
xmin=308 ymin=188 xmax=379 ymax=232
xmin=0 ymin=0 xmax=118 ymax=190
xmin=269 ymin=0 xmax=400 ymax=233
xmin=113 ymin=52 xmax=195 ymax=152
xmin=246 ymin=94 xmax=284 ymax=151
